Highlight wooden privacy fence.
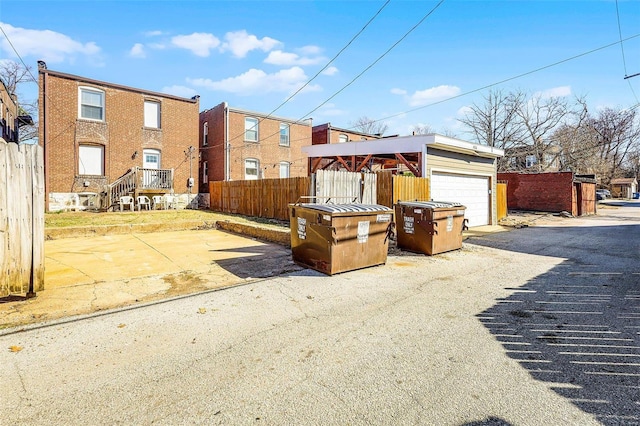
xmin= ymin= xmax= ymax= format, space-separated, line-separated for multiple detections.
xmin=376 ymin=171 xmax=430 ymax=207
xmin=496 ymin=181 xmax=508 ymax=221
xmin=209 ymin=177 xmax=310 ymax=220
xmin=0 ymin=140 xmax=45 ymax=297
xmin=209 ymin=171 xmax=430 ymax=221
xmin=314 ymin=169 xmax=376 ymax=204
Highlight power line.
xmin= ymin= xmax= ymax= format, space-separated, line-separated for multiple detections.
xmin=614 ymin=0 xmax=639 ymax=104
xmin=214 ymin=0 xmax=446 ymax=160
xmin=217 ymin=0 xmax=393 ymax=151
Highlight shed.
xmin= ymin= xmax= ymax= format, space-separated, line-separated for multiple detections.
xmin=610 ymin=177 xmax=638 ymax=199
xmin=302 ymin=134 xmax=504 ymax=227
xmin=497 ymin=172 xmax=596 ymax=216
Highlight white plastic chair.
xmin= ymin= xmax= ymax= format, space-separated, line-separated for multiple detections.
xmin=152 ymin=195 xmax=166 ymax=210
xmin=164 ymin=194 xmax=178 ymax=209
xmin=137 ymin=195 xmax=151 ymax=211
xmin=119 ymin=196 xmax=135 ymax=211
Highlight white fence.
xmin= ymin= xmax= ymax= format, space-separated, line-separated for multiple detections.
xmin=313 ymin=169 xmax=377 ymax=204
xmin=0 ymin=139 xmax=45 ymax=297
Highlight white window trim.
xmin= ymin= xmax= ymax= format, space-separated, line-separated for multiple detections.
xmin=78 ymin=86 xmax=105 ymax=122
xmin=203 ymin=122 xmax=208 ymax=146
xmin=245 ymin=117 xmax=259 ymax=142
xmin=202 ymin=161 xmax=208 ymax=184
xmin=279 ymin=123 xmax=290 ymax=147
xmin=144 ymin=100 xmax=161 ymax=129
xmin=244 ymin=158 xmax=259 ymax=180
xmin=279 ymin=161 xmax=290 ymax=178
xmin=78 ymin=144 xmax=104 ymax=176
xmin=338 ymin=134 xmax=348 ymax=143
xmin=525 ymin=155 xmax=537 ymax=168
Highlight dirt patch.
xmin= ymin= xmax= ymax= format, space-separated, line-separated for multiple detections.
xmin=162 ymin=271 xmax=209 ymax=296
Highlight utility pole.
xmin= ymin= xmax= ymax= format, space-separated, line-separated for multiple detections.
xmin=184 ymin=145 xmax=195 ymax=196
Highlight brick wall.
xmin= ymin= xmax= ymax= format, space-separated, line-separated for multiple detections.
xmin=498 ymin=172 xmax=574 ymax=213
xmin=311 ymin=123 xmax=380 ymax=145
xmin=39 ymin=68 xmax=199 ymax=204
xmin=200 ymin=103 xmax=311 ymax=185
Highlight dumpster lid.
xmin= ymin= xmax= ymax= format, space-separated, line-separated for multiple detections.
xmin=297 ymin=203 xmax=393 ymax=214
xmin=397 ymin=201 xmax=465 ymax=209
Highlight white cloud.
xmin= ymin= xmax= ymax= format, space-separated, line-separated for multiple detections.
xmin=391 ymin=88 xmax=407 ymax=95
xmin=297 ymin=45 xmax=322 ymax=55
xmin=264 ymin=50 xmax=324 ymax=66
xmin=161 ymin=85 xmax=198 ymax=98
xmin=148 ymin=43 xmax=166 ymax=50
xmin=408 ymin=85 xmax=461 ymax=106
xmin=171 ymin=32 xmax=220 ymax=57
xmin=129 ymin=43 xmax=146 ymax=58
xmin=188 ymin=66 xmax=319 ymax=96
xmin=0 ymin=22 xmax=100 ymax=64
xmin=144 ymin=30 xmax=164 ymax=37
xmin=536 ymin=86 xmax=572 ymax=99
xmin=220 ymin=30 xmax=280 ymax=58
xmin=321 ymin=66 xmax=338 ymax=76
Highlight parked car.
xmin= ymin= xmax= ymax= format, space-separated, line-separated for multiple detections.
xmin=596 ymin=189 xmax=611 ymax=200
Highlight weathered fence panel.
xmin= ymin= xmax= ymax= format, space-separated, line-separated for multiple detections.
xmin=496 ymin=181 xmax=508 ymax=221
xmin=0 ymin=140 xmax=45 ymax=297
xmin=392 ymin=174 xmax=430 ymax=204
xmin=314 ymin=169 xmax=376 ymax=204
xmin=376 ymin=171 xmax=393 ymax=207
xmin=209 ymin=177 xmax=311 ymax=221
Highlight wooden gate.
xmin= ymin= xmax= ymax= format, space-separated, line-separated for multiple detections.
xmin=0 ymin=140 xmax=45 ymax=297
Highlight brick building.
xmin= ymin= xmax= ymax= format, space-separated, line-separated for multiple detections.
xmin=0 ymin=78 xmax=18 ymax=143
xmin=311 ymin=123 xmax=382 ymax=145
xmin=38 ymin=62 xmax=200 ymax=211
xmin=198 ymin=102 xmax=312 ymax=192
xmin=498 ymin=171 xmax=596 ymax=216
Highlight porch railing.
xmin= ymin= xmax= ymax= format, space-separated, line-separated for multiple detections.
xmin=107 ymin=167 xmax=174 ymax=210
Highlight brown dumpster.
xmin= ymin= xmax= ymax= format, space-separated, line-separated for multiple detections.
xmin=289 ymin=203 xmax=394 ymax=275
xmin=395 ymin=201 xmax=467 ymax=255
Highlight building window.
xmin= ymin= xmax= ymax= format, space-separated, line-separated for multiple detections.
xmin=245 ymin=117 xmax=258 ymax=142
xmin=245 ymin=158 xmax=259 ymax=180
xmin=79 ymin=87 xmax=104 ymax=121
xmin=279 ymin=162 xmax=290 ymax=178
xmin=338 ymin=134 xmax=348 ymax=143
xmin=144 ymin=100 xmax=161 ymax=129
xmin=203 ymin=122 xmax=208 ymax=146
xmin=78 ymin=145 xmax=104 ymax=176
xmin=525 ymin=155 xmax=537 ymax=168
xmin=279 ymin=123 xmax=290 ymax=146
xmin=202 ymin=161 xmax=208 ymax=184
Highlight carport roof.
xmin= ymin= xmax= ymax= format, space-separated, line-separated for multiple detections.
xmin=302 ymin=134 xmax=504 ymax=159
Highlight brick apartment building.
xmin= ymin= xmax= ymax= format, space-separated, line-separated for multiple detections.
xmin=311 ymin=122 xmax=382 ymax=145
xmin=198 ymin=102 xmax=312 ymax=192
xmin=0 ymin=78 xmax=19 ymax=143
xmin=38 ymin=61 xmax=200 ymax=211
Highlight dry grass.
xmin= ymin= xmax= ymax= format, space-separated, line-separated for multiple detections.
xmin=45 ymin=209 xmax=289 ymax=229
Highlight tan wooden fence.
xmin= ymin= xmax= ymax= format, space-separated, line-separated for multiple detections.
xmin=376 ymin=171 xmax=430 ymax=207
xmin=209 ymin=177 xmax=310 ymax=221
xmin=497 ymin=181 xmax=508 ymax=221
xmin=209 ymin=172 xmax=431 ymax=221
xmin=0 ymin=140 xmax=45 ymax=297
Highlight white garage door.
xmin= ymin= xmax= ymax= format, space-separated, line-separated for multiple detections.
xmin=431 ymin=173 xmax=489 ymax=227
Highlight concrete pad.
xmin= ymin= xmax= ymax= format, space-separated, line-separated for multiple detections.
xmin=0 ymin=228 xmax=301 ymax=329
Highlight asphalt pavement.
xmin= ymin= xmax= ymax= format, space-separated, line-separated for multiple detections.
xmin=1 ymin=200 xmax=638 ymax=425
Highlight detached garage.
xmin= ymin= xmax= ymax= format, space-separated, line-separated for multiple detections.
xmin=302 ymin=134 xmax=504 ymax=227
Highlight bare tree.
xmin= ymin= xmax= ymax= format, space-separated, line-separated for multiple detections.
xmin=458 ymin=89 xmax=526 ymax=150
xmin=589 ymin=107 xmax=640 ymax=184
xmin=0 ymin=60 xmax=38 ymax=143
xmin=350 ymin=116 xmax=388 ymax=136
xmin=410 ymin=124 xmax=434 ymax=135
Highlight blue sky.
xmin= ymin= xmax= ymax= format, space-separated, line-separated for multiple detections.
xmin=1 ymin=0 xmax=639 ymax=138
